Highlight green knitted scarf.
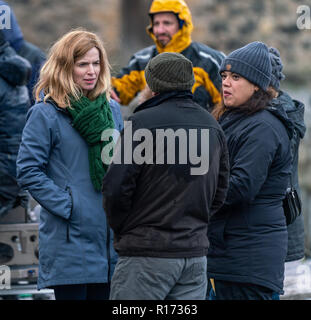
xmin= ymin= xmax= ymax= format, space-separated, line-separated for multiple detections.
xmin=67 ymin=93 xmax=114 ymax=191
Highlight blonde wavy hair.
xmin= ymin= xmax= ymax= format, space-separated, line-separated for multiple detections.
xmin=35 ymin=29 xmax=111 ymax=108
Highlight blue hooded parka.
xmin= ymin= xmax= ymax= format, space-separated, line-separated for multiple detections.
xmin=16 ymin=98 xmax=123 ymax=289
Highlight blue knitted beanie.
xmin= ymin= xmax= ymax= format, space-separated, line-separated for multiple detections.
xmin=268 ymin=47 xmax=285 ymax=90
xmin=220 ymin=41 xmax=272 ymax=91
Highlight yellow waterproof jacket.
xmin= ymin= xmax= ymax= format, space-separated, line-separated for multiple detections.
xmin=112 ymin=0 xmax=224 ymax=110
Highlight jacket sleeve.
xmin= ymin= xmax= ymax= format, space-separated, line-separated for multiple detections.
xmin=210 ymin=130 xmax=230 ymax=216
xmin=112 ymin=47 xmax=154 ymax=106
xmin=225 ymin=121 xmax=281 ymax=206
xmin=192 ymin=66 xmax=222 ymax=109
xmin=191 ymin=44 xmax=225 ymax=109
xmin=16 ymin=105 xmax=72 ymax=220
xmin=102 ymin=119 xmax=141 ymax=233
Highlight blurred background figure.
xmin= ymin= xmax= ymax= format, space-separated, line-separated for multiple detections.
xmin=0 ymin=0 xmax=45 ymax=105
xmin=112 ymin=0 xmax=224 ymax=116
xmin=0 ymin=29 xmax=31 ymax=218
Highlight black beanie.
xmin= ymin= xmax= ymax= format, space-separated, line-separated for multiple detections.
xmin=220 ymin=41 xmax=272 ymax=91
xmin=145 ymin=52 xmax=194 ymax=93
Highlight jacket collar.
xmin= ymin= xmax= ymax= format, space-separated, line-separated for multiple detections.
xmin=134 ymin=90 xmax=193 ymax=113
xmin=44 ymin=98 xmax=69 ymax=115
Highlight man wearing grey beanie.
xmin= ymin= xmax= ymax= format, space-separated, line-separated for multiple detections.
xmin=103 ymin=52 xmax=230 ymax=300
xmin=268 ymin=47 xmax=306 ymax=263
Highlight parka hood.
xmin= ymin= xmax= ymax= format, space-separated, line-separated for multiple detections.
xmin=267 ymin=104 xmax=294 ymax=139
xmin=146 ymin=0 xmax=193 ymax=53
xmin=0 ymin=42 xmax=31 ymax=86
xmin=269 ymin=90 xmax=306 ymax=139
xmin=276 ymin=91 xmax=306 ymax=139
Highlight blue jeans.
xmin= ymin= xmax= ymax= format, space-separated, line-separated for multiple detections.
xmin=53 ymin=283 xmax=110 ymax=300
xmin=110 ymin=256 xmax=207 ymax=300
xmin=207 ymin=279 xmax=280 ymax=300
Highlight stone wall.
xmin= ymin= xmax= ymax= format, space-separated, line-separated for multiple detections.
xmin=7 ymin=0 xmax=311 ymax=85
xmin=188 ymin=0 xmax=311 ymax=85
xmin=9 ymin=0 xmax=121 ymax=68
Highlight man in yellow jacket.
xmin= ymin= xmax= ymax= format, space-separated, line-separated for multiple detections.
xmin=112 ymin=0 xmax=225 ymax=112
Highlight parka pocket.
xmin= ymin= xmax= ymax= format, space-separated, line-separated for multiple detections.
xmin=65 ymin=185 xmax=80 ymax=242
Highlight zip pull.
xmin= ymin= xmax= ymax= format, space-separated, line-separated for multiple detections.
xmin=67 ymin=224 xmax=70 ymax=243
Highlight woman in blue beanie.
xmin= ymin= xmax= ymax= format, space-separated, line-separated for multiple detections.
xmin=268 ymin=47 xmax=306 ymax=263
xmin=206 ymin=42 xmax=294 ymax=300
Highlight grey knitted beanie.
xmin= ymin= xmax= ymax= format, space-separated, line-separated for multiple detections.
xmin=269 ymin=47 xmax=285 ymax=90
xmin=220 ymin=41 xmax=272 ymax=90
xmin=145 ymin=52 xmax=194 ymax=93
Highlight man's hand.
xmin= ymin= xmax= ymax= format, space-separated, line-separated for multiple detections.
xmin=110 ymin=88 xmax=121 ymax=103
